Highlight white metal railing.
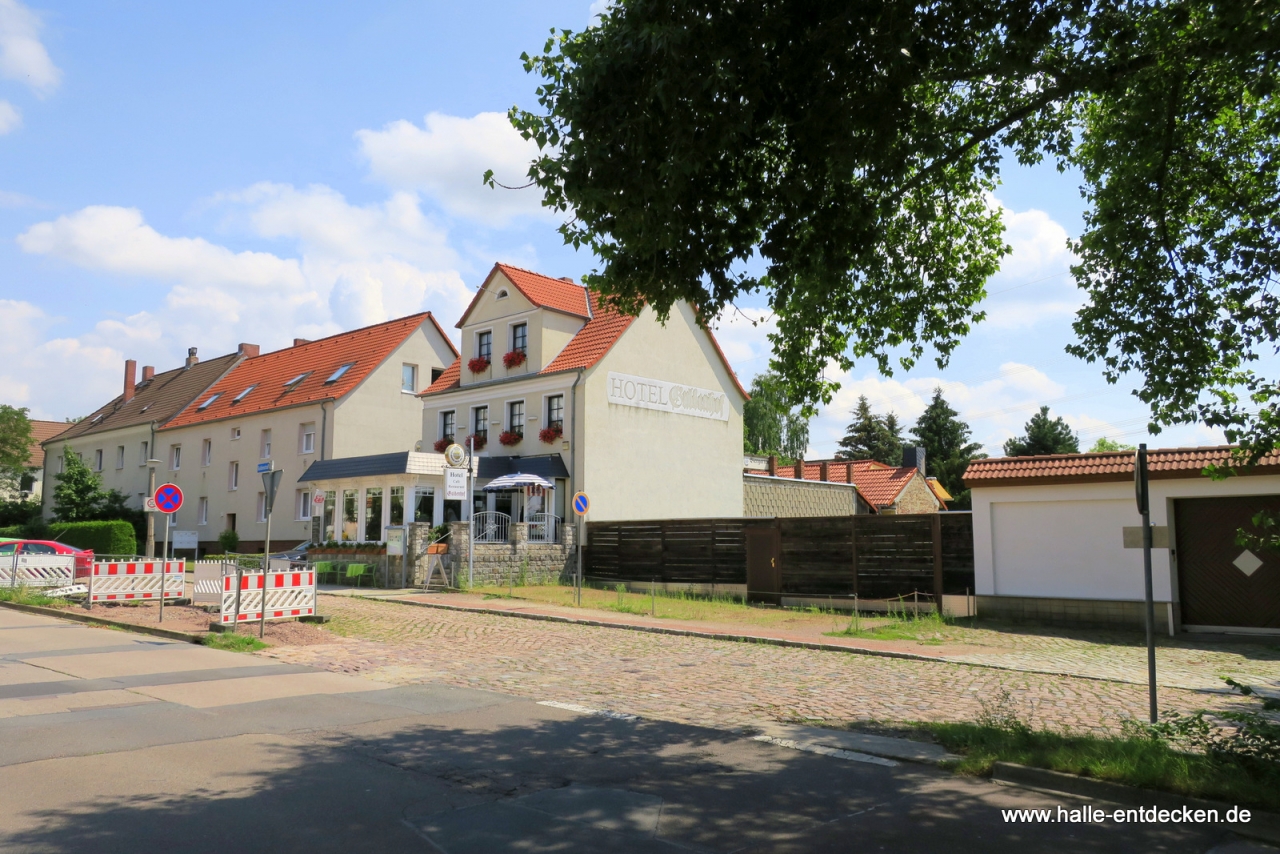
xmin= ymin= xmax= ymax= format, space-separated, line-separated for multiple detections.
xmin=527 ymin=513 xmax=561 ymax=544
xmin=472 ymin=511 xmax=511 ymax=544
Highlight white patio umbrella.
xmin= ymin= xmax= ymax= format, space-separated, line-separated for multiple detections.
xmin=482 ymin=473 xmax=554 ymax=492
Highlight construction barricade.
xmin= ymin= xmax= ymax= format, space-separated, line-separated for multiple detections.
xmin=1 ymin=555 xmax=77 ymax=588
xmin=220 ymin=567 xmax=316 ymax=625
xmin=192 ymin=560 xmax=232 ymax=605
xmin=88 ymin=559 xmax=185 ymax=603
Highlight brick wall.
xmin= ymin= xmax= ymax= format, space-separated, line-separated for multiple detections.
xmin=743 ymin=475 xmax=858 ymax=517
xmin=892 ymin=474 xmax=941 ymax=514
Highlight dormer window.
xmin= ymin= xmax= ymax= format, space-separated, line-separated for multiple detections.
xmin=232 ymin=384 xmax=257 ymax=403
xmin=512 ymin=323 xmax=527 ymax=354
xmin=325 ymin=363 xmax=354 ymax=384
xmin=197 ymin=393 xmax=221 ymax=411
xmin=476 ymin=331 xmax=492 ymax=361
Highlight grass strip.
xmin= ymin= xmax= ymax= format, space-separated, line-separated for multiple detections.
xmin=203 ymin=632 xmax=268 ymax=652
xmin=917 ymin=721 xmax=1280 ymax=813
xmin=0 ymin=586 xmax=68 ymax=608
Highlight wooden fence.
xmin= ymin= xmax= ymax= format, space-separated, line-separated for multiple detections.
xmin=584 ymin=513 xmax=974 ymax=600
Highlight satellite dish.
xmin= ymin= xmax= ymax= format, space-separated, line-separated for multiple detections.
xmin=444 ymin=443 xmax=467 ymax=467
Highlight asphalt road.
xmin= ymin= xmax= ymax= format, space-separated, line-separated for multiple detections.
xmin=0 ymin=607 xmax=1269 ymax=853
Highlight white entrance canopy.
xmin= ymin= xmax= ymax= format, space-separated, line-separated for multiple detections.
xmin=483 ymin=473 xmax=554 ymax=492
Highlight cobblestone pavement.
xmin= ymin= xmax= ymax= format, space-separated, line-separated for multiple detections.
xmin=260 ymin=596 xmax=1252 ymax=735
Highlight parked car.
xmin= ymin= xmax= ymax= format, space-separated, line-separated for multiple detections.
xmin=0 ymin=539 xmax=94 ymax=577
xmin=270 ymin=541 xmax=314 ymax=562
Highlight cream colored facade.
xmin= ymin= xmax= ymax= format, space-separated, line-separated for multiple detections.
xmin=42 ymin=423 xmax=157 ymax=516
xmin=422 ymin=270 xmax=747 ymax=522
xmin=158 ymin=329 xmax=454 ymax=550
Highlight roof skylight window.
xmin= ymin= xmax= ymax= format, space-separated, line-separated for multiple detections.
xmin=324 ymin=363 xmax=355 ymax=384
xmin=197 ymin=393 xmax=221 ymax=411
xmin=90 ymin=413 xmax=104 ymax=423
xmin=284 ymin=372 xmax=310 ymax=388
xmin=232 ymin=384 xmax=257 ymax=403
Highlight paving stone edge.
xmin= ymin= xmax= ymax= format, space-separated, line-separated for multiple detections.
xmin=0 ymin=600 xmax=205 ymax=644
xmin=991 ymin=761 xmax=1280 ymax=845
xmin=338 ymin=593 xmax=1221 ymax=692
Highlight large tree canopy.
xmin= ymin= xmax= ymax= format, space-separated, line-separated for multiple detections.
xmin=508 ymin=0 xmax=1280 ymax=459
xmin=743 ymin=371 xmax=811 ymax=459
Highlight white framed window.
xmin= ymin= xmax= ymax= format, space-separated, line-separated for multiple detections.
xmin=401 ymin=363 xmax=418 ymax=393
xmin=169 ymin=444 xmax=181 ymax=470
xmin=93 ymin=449 xmax=103 ymax=471
xmin=507 ymin=400 xmax=524 ymax=437
xmin=547 ymin=394 xmax=564 ymax=429
xmin=57 ymin=455 xmax=64 ymax=474
xmin=260 ymin=429 xmax=271 ymax=459
xmin=116 ymin=446 xmax=125 ymax=469
xmin=197 ymin=497 xmax=208 ymax=526
xmin=472 ymin=405 xmax=489 ymax=440
xmin=229 ymin=461 xmax=239 ymax=491
xmin=231 ymin=427 xmax=241 ymax=441
xmin=300 ymin=422 xmax=316 ymax=454
xmin=139 ymin=441 xmax=149 ymax=466
xmin=476 ymin=330 xmax=492 ymax=361
xmin=440 ymin=410 xmax=455 ymax=442
xmin=296 ymin=489 xmax=312 ymax=521
xmin=256 ymin=492 xmax=266 ymax=523
xmin=511 ymin=322 xmax=527 ymax=354
xmin=201 ymin=439 xmax=212 ymax=466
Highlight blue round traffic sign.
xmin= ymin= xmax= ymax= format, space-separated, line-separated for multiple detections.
xmin=572 ymin=492 xmax=590 ymax=516
xmin=154 ymin=483 xmax=184 ymax=514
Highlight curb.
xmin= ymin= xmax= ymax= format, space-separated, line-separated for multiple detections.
xmin=0 ymin=601 xmax=205 ymax=644
xmin=991 ymin=761 xmax=1280 ymax=845
xmin=332 ymin=593 xmax=1224 ymax=693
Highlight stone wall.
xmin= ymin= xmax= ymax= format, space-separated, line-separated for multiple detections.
xmin=743 ymin=474 xmax=859 ymax=517
xmin=408 ymin=521 xmax=576 ymax=588
xmin=892 ymin=474 xmax=942 ymax=515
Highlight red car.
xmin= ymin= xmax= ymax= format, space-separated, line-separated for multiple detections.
xmin=0 ymin=540 xmax=94 ymax=577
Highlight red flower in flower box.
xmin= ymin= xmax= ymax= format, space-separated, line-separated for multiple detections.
xmin=498 ymin=430 xmax=523 ymax=447
xmin=539 ymin=424 xmax=563 ymax=444
xmin=466 ymin=433 xmax=487 ymax=451
xmin=433 ymin=437 xmax=451 ymax=453
xmin=502 ymin=349 xmax=527 ymax=369
xmin=467 ymin=356 xmax=491 ymax=374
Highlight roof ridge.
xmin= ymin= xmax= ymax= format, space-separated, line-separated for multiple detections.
xmin=242 ymin=312 xmax=431 ymax=360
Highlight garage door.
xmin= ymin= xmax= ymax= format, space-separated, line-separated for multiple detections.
xmin=1175 ymin=495 xmax=1280 ymax=629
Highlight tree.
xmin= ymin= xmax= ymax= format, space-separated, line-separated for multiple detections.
xmin=507 ymin=0 xmax=1280 ymax=454
xmin=51 ymin=445 xmax=106 ymax=522
xmin=1003 ymin=407 xmax=1080 ymax=457
xmin=836 ymin=396 xmax=903 ymax=465
xmin=0 ymin=405 xmax=33 ymax=493
xmin=910 ymin=388 xmax=984 ymax=507
xmin=1088 ymin=437 xmax=1136 ymax=453
xmin=743 ymin=371 xmax=810 ymax=460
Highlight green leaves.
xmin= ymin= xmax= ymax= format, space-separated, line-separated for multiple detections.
xmin=1003 ymin=406 xmax=1080 ymax=457
xmin=0 ymin=405 xmax=33 ymax=493
xmin=743 ymin=371 xmax=810 ymax=460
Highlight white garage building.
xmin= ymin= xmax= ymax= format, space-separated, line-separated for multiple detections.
xmin=965 ymin=447 xmax=1280 ymax=633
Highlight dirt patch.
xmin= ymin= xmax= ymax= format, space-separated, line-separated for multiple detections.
xmin=81 ymin=602 xmax=335 ymax=646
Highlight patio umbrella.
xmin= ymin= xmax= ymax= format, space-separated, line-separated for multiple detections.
xmin=482 ymin=473 xmax=554 ymax=492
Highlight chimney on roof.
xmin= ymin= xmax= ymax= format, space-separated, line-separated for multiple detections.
xmin=767 ymin=455 xmax=778 ymax=477
xmin=902 ymin=445 xmax=926 ymax=475
xmin=238 ymin=343 xmax=260 ymax=358
xmin=820 ymin=461 xmax=830 ymax=482
xmin=559 ymin=276 xmax=575 ymax=283
xmin=794 ymin=456 xmax=805 ymax=480
xmin=142 ymin=365 xmax=155 ymax=382
xmin=293 ymin=338 xmax=310 ymax=347
xmin=185 ymin=347 xmax=198 ymax=369
xmin=123 ymin=360 xmax=136 ymax=403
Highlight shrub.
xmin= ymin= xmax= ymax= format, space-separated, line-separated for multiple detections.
xmin=0 ymin=525 xmax=21 ymax=538
xmin=218 ymin=529 xmax=240 ymax=553
xmin=47 ymin=520 xmax=136 ymax=555
xmin=0 ymin=498 xmax=40 ymax=527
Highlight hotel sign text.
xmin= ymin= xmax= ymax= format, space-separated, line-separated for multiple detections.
xmin=606 ymin=372 xmax=730 ymax=422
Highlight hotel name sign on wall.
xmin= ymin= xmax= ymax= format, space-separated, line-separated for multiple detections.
xmin=606 ymin=372 xmax=730 ymax=422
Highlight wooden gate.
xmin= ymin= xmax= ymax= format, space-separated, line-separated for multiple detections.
xmin=745 ymin=526 xmax=781 ymax=604
xmin=1175 ymin=495 xmax=1280 ymax=629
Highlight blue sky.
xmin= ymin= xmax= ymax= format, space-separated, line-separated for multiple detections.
xmin=0 ymin=1 xmax=1227 ymax=457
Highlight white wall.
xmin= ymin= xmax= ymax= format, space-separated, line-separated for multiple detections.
xmin=972 ymin=474 xmax=1280 ymax=602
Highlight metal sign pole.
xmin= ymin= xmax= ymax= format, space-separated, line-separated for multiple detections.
xmin=1136 ymin=444 xmax=1158 ymax=723
xmin=260 ymin=509 xmax=272 ymax=638
xmin=468 ymin=435 xmax=474 ymax=590
xmin=160 ymin=513 xmax=170 ymax=623
xmin=259 ymin=467 xmax=281 ymax=639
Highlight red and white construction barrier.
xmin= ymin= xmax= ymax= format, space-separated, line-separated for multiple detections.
xmin=0 ymin=555 xmax=76 ymax=588
xmin=88 ymin=560 xmax=185 ymax=603
xmin=220 ymin=569 xmax=316 ymax=624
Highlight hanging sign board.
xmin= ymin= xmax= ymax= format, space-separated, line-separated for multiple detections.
xmin=313 ymin=489 xmax=326 ymax=507
xmin=445 ymin=467 xmax=469 ymax=500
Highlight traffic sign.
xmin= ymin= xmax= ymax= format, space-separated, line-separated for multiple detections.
xmin=144 ymin=497 xmax=158 ymax=512
xmin=257 ymin=461 xmax=273 ymax=474
xmin=262 ymin=469 xmax=283 ymax=514
xmin=572 ymin=492 xmax=590 ymax=516
xmin=153 ymin=483 xmax=184 ymax=514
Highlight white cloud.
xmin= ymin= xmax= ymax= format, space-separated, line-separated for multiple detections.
xmin=356 ymin=112 xmax=550 ymax=227
xmin=0 ymin=187 xmax=36 ymax=206
xmin=983 ymin=299 xmax=1080 ymax=329
xmin=588 ymin=0 xmax=612 ymax=25
xmin=0 ymin=98 xmax=19 ymax=133
xmin=997 ymin=203 xmax=1072 ymax=280
xmin=0 ymin=0 xmax=60 ymax=96
xmin=706 ymin=306 xmax=777 ymax=388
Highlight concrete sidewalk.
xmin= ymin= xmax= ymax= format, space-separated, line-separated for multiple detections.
xmin=0 ymin=606 xmax=1259 ymax=852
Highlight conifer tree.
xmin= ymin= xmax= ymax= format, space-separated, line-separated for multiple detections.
xmin=1003 ymin=406 xmax=1080 ymax=457
xmin=910 ymin=387 xmax=984 ymax=507
xmin=837 ymin=396 xmax=903 ymax=465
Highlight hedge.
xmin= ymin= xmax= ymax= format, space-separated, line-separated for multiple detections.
xmin=47 ymin=521 xmax=137 ymax=556
xmin=0 ymin=525 xmax=21 ymax=538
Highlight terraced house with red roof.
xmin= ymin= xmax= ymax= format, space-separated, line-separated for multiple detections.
xmin=149 ymin=314 xmax=456 ymax=553
xmin=294 ymin=263 xmax=746 ymax=531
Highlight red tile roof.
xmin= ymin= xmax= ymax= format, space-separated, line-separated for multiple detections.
xmin=27 ymin=420 xmax=68 ymax=468
xmin=541 ymin=294 xmax=636 ymax=374
xmin=422 ymin=357 xmax=461 ymax=395
xmin=456 ymin=263 xmax=591 ymax=328
xmin=963 ymin=445 xmax=1280 ymax=487
xmin=165 ymin=313 xmax=448 ymax=428
xmin=768 ymin=458 xmax=923 ymax=509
